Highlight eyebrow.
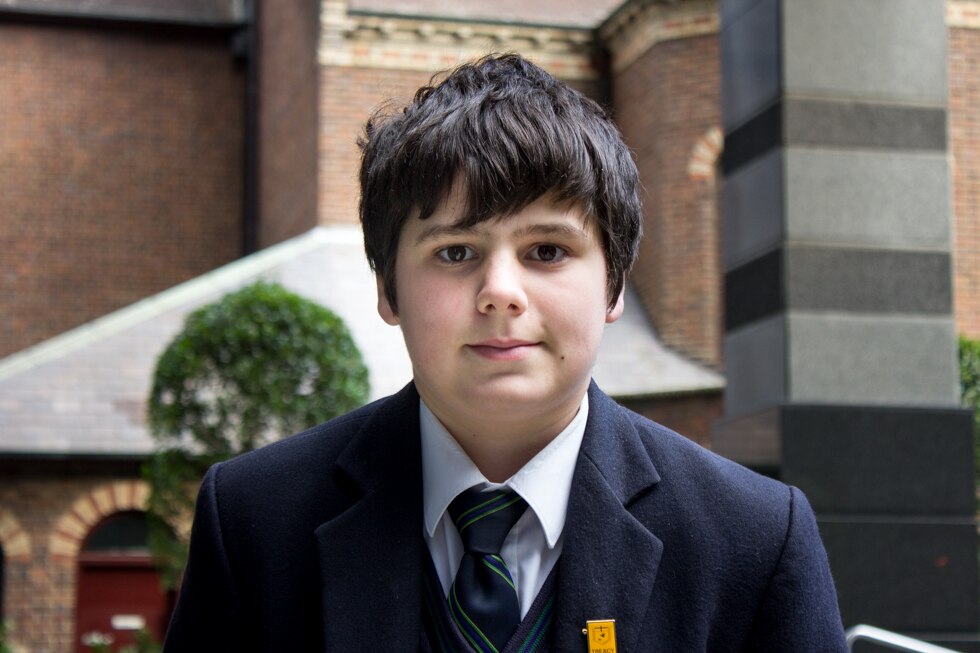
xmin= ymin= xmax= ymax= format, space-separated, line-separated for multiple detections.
xmin=413 ymin=221 xmax=590 ymax=246
xmin=513 ymin=223 xmax=591 ymax=241
xmin=413 ymin=223 xmax=474 ymax=245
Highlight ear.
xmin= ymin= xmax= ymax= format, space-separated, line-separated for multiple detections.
xmin=376 ymin=275 xmax=399 ymax=325
xmin=605 ymin=284 xmax=625 ymax=324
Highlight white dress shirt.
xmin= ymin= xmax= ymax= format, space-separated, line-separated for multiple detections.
xmin=420 ymin=394 xmax=588 ymax=618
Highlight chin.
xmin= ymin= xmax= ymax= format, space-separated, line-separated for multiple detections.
xmin=467 ymin=377 xmax=579 ymax=409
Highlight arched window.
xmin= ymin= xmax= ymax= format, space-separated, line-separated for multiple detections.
xmin=81 ymin=511 xmax=150 ymax=554
xmin=75 ymin=511 xmax=173 ymax=653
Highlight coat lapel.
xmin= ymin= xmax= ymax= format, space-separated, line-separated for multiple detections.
xmin=555 ymin=384 xmax=664 ymax=653
xmin=315 ymin=383 xmax=424 ymax=652
xmin=312 ymin=382 xmax=664 ymax=652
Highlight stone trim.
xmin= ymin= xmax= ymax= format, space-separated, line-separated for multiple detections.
xmin=688 ymin=125 xmax=724 ymax=179
xmin=600 ymin=0 xmax=718 ymax=73
xmin=48 ymin=480 xmax=150 ymax=560
xmin=597 ymin=0 xmax=976 ymax=77
xmin=948 ymin=1 xmax=980 ymax=29
xmin=319 ymin=0 xmax=598 ymax=79
xmin=0 ymin=509 xmax=31 ymax=561
xmin=724 ymin=246 xmax=954 ymax=332
xmin=319 ymin=0 xmax=980 ymax=79
xmin=723 ymin=99 xmax=947 ymax=175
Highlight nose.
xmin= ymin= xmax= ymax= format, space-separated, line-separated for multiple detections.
xmin=476 ymin=254 xmax=527 ymax=315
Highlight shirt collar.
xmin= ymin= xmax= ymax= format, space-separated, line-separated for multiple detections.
xmin=420 ymin=394 xmax=588 ymax=549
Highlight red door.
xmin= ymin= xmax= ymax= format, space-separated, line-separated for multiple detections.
xmin=75 ymin=512 xmax=174 ymax=652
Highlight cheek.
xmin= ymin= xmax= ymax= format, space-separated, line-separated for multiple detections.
xmin=549 ymin=286 xmax=610 ymax=356
xmin=397 ymin=276 xmax=470 ymax=338
xmin=542 ymin=294 xmax=604 ymax=344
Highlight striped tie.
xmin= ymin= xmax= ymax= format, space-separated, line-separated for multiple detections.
xmin=448 ymin=488 xmax=528 ymax=653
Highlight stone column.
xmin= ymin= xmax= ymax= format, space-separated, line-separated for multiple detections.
xmin=716 ymin=0 xmax=979 ymax=643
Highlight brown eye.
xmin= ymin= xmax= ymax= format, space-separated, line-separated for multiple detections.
xmin=437 ymin=245 xmax=475 ymax=263
xmin=529 ymin=244 xmax=566 ymax=263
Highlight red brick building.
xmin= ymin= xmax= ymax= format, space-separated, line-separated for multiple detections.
xmin=0 ymin=3 xmax=247 ymax=361
xmin=1 ymin=0 xmax=978 ymax=650
xmin=951 ymin=2 xmax=980 ymax=339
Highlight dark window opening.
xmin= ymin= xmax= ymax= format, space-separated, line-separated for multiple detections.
xmin=81 ymin=511 xmax=150 ymax=554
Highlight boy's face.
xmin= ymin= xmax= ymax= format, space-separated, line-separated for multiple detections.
xmin=377 ymin=191 xmax=624 ymax=436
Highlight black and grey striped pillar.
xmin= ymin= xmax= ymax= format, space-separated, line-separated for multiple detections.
xmin=716 ymin=0 xmax=979 ymax=641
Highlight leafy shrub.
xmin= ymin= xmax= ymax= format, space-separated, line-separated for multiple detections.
xmin=143 ymin=280 xmax=370 ymax=587
xmin=0 ymin=621 xmax=12 ymax=653
xmin=958 ymin=336 xmax=980 ymax=491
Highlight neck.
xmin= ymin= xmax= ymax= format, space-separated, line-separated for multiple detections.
xmin=452 ymin=426 xmax=554 ymax=482
xmin=426 ymin=394 xmax=585 ymax=483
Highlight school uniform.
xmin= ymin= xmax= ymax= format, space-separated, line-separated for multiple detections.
xmin=163 ymin=381 xmax=847 ymax=652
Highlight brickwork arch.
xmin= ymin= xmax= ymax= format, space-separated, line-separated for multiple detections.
xmin=0 ymin=508 xmax=31 ymax=561
xmin=49 ymin=480 xmax=150 ymax=560
xmin=678 ymin=124 xmax=725 ymax=367
xmin=687 ymin=125 xmax=723 ymax=180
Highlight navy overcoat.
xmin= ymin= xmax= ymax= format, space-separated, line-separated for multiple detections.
xmin=164 ymin=382 xmax=847 ymax=652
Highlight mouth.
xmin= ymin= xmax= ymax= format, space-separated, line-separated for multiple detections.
xmin=466 ymin=339 xmax=541 ymax=361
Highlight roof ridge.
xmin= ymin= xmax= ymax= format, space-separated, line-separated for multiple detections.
xmin=0 ymin=225 xmax=360 ymax=382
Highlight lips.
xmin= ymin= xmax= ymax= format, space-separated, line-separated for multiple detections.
xmin=466 ymin=338 xmax=540 ymax=361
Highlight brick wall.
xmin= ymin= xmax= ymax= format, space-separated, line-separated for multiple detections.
xmin=257 ymin=0 xmax=321 ymax=247
xmin=612 ymin=34 xmax=723 ymax=369
xmin=317 ymin=62 xmax=604 ymax=228
xmin=951 ymin=26 xmax=980 ymax=339
xmin=318 ymin=65 xmax=433 ymax=226
xmin=0 ymin=22 xmax=245 ymax=358
xmin=621 ymin=391 xmax=723 ymax=448
xmin=0 ymin=462 xmax=143 ymax=653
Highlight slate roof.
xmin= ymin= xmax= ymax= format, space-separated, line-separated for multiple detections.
xmin=0 ymin=225 xmax=723 ymax=456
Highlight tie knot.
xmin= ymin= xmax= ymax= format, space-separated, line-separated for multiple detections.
xmin=448 ymin=489 xmax=528 ymax=555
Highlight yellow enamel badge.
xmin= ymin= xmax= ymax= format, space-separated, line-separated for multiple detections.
xmin=583 ymin=619 xmax=617 ymax=653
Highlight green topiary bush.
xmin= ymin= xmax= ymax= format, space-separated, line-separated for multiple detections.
xmin=0 ymin=621 xmax=12 ymax=653
xmin=143 ymin=280 xmax=370 ymax=587
xmin=958 ymin=335 xmax=980 ymax=500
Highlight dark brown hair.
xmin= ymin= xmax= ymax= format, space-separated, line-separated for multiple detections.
xmin=359 ymin=53 xmax=642 ymax=311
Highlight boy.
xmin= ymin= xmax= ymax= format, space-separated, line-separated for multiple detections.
xmin=164 ymin=54 xmax=847 ymax=651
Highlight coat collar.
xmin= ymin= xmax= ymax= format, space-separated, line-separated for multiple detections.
xmin=554 ymin=382 xmax=664 ymax=653
xmin=314 ymin=381 xmax=664 ymax=653
xmin=315 ymin=382 xmax=425 ymax=652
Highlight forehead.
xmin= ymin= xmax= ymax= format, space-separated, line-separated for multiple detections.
xmin=400 ymin=190 xmax=597 ymax=245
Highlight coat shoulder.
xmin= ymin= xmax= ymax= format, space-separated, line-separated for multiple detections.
xmin=637 ymin=407 xmax=786 ymax=496
xmin=207 ymin=384 xmax=419 ymax=514
xmin=216 ymin=394 xmax=384 ymax=481
xmin=609 ymin=401 xmax=845 ymax=649
xmin=613 ymin=401 xmax=798 ymax=547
